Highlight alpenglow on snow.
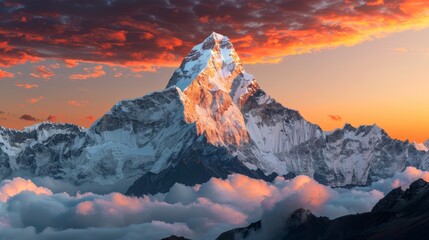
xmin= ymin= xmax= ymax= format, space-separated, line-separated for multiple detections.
xmin=0 ymin=32 xmax=428 ymax=195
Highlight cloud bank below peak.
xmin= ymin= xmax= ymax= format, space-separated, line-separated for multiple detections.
xmin=0 ymin=167 xmax=428 ymax=239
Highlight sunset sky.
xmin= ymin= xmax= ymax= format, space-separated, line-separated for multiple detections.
xmin=0 ymin=0 xmax=428 ymax=142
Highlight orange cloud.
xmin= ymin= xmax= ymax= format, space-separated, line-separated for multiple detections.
xmin=28 ymin=96 xmax=44 ymax=104
xmin=0 ymin=177 xmax=52 ymax=202
xmin=0 ymin=0 xmax=427 ymax=70
xmin=67 ymin=100 xmax=89 ymax=107
xmin=0 ymin=69 xmax=14 ymax=79
xmin=64 ymin=59 xmax=79 ymax=68
xmin=30 ymin=65 xmax=54 ymax=79
xmin=155 ymin=37 xmax=183 ymax=50
xmin=76 ymin=201 xmax=95 ymax=215
xmin=328 ymin=115 xmax=342 ymax=122
xmin=0 ymin=41 xmax=41 ymax=67
xmin=15 ymin=83 xmax=39 ymax=89
xmin=70 ymin=65 xmax=105 ymax=80
xmin=47 ymin=115 xmax=57 ymax=122
xmin=85 ymin=115 xmax=96 ymax=121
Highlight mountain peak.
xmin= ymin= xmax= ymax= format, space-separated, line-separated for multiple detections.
xmin=205 ymin=32 xmax=228 ymax=44
xmin=163 ymin=33 xmax=259 ymax=146
xmin=166 ymin=32 xmax=245 ymax=92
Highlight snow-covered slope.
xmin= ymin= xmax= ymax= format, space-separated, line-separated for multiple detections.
xmin=413 ymin=141 xmax=429 ymax=152
xmin=286 ymin=124 xmax=425 ymax=186
xmin=0 ymin=33 xmax=427 ymax=194
xmin=0 ymin=122 xmax=85 ymax=178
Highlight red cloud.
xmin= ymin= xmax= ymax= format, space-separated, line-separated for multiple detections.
xmin=47 ymin=115 xmax=57 ymax=122
xmin=328 ymin=115 xmax=342 ymax=122
xmin=67 ymin=100 xmax=89 ymax=107
xmin=0 ymin=69 xmax=14 ymax=79
xmin=70 ymin=65 xmax=105 ymax=80
xmin=15 ymin=83 xmax=39 ymax=89
xmin=30 ymin=65 xmax=54 ymax=79
xmin=28 ymin=96 xmax=44 ymax=104
xmin=0 ymin=1 xmax=427 ymax=70
xmin=155 ymin=37 xmax=183 ymax=50
xmin=0 ymin=41 xmax=41 ymax=67
xmin=85 ymin=115 xmax=96 ymax=121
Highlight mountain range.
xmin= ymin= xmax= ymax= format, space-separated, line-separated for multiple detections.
xmin=0 ymin=32 xmax=428 ymax=195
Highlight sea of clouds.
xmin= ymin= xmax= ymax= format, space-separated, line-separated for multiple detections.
xmin=0 ymin=167 xmax=428 ymax=240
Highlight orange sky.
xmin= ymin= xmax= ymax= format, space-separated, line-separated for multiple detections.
xmin=0 ymin=0 xmax=429 ymax=142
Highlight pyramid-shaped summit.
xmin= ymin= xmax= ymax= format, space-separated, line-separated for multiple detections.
xmin=166 ymin=32 xmax=245 ymax=91
xmin=164 ymin=32 xmax=262 ymax=146
xmin=166 ymin=32 xmax=257 ymax=106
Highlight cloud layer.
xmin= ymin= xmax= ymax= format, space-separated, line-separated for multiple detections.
xmin=0 ymin=167 xmax=428 ymax=239
xmin=0 ymin=0 xmax=428 ymax=70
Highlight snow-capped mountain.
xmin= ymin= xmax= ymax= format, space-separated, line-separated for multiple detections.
xmin=0 ymin=123 xmax=85 ymax=178
xmin=286 ymin=124 xmax=426 ymax=186
xmin=0 ymin=32 xmax=428 ymax=194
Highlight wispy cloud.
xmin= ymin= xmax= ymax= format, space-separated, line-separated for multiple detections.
xmin=15 ymin=83 xmax=39 ymax=89
xmin=47 ymin=115 xmax=57 ymax=122
xmin=28 ymin=96 xmax=44 ymax=104
xmin=30 ymin=65 xmax=54 ymax=79
xmin=67 ymin=100 xmax=89 ymax=107
xmin=0 ymin=69 xmax=14 ymax=79
xmin=70 ymin=65 xmax=105 ymax=80
xmin=84 ymin=115 xmax=96 ymax=121
xmin=328 ymin=114 xmax=342 ymax=122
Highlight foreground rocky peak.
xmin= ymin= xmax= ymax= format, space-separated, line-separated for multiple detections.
xmin=372 ymin=178 xmax=429 ymax=214
xmin=217 ymin=179 xmax=429 ymax=240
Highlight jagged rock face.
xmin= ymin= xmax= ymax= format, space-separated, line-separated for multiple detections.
xmin=164 ymin=32 xmax=321 ymax=175
xmin=72 ymin=87 xmax=200 ymax=184
xmin=372 ymin=178 xmax=429 ymax=214
xmin=238 ymin=88 xmax=322 ymax=174
xmin=167 ymin=33 xmax=253 ymax=146
xmin=0 ymin=32 xmax=428 ymax=193
xmin=287 ymin=124 xmax=426 ymax=186
xmin=0 ymin=123 xmax=85 ymax=178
